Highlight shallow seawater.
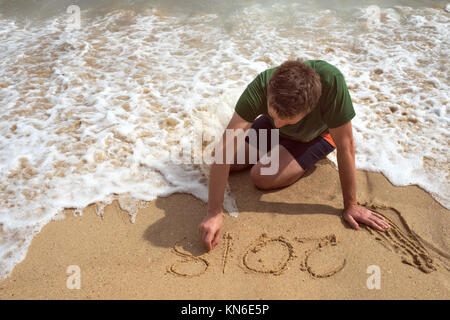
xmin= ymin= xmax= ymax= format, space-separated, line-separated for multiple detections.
xmin=0 ymin=0 xmax=448 ymax=280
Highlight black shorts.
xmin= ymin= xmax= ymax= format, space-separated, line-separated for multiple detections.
xmin=244 ymin=115 xmax=335 ymax=171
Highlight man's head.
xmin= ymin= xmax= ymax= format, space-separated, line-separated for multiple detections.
xmin=267 ymin=59 xmax=322 ymax=128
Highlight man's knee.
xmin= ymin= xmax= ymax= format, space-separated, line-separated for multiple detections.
xmin=250 ymin=165 xmax=274 ymax=190
xmin=250 ymin=163 xmax=305 ymax=190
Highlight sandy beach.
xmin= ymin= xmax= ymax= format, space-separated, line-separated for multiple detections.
xmin=0 ymin=159 xmax=448 ymax=300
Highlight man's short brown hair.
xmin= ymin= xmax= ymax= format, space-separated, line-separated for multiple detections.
xmin=267 ymin=59 xmax=322 ymax=119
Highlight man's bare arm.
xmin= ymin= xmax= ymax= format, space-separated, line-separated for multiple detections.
xmin=329 ymin=121 xmax=390 ymax=231
xmin=198 ymin=112 xmax=252 ymax=250
xmin=329 ymin=121 xmax=357 ymax=209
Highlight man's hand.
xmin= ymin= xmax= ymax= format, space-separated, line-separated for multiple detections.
xmin=198 ymin=213 xmax=223 ymax=251
xmin=342 ymin=204 xmax=390 ymax=231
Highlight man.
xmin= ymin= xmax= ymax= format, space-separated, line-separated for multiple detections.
xmin=198 ymin=59 xmax=390 ymax=251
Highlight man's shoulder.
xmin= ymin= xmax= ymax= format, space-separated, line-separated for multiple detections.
xmin=254 ymin=66 xmax=278 ymax=88
xmin=304 ymin=59 xmax=343 ymax=74
xmin=304 ymin=59 xmax=344 ymax=84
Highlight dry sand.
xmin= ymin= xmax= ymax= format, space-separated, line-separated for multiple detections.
xmin=0 ymin=160 xmax=449 ymax=299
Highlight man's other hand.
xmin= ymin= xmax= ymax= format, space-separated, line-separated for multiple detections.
xmin=343 ymin=204 xmax=390 ymax=232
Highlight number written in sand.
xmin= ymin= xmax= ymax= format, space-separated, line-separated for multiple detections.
xmin=222 ymin=232 xmax=233 ymax=274
xmin=296 ymin=234 xmax=346 ymax=278
xmin=241 ymin=234 xmax=295 ymax=275
xmin=167 ymin=238 xmax=209 ymax=278
xmin=167 ymin=233 xmax=346 ymax=278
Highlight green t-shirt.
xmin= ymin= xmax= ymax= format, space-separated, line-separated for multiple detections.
xmin=234 ymin=60 xmax=355 ymax=142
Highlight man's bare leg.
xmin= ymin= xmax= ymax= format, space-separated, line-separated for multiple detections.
xmin=250 ymin=145 xmax=305 ymax=190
